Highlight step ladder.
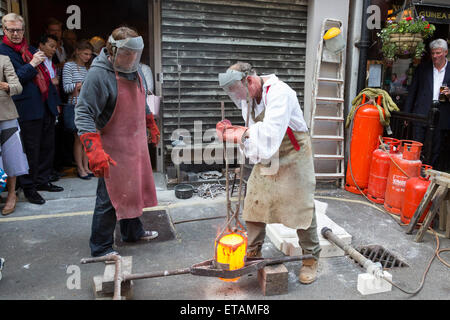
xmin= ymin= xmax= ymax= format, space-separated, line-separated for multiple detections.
xmin=310 ymin=18 xmax=346 ymax=187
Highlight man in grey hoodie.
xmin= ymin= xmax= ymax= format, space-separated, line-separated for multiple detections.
xmin=75 ymin=26 xmax=160 ymax=257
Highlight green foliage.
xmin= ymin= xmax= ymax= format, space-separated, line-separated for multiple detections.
xmin=377 ymin=16 xmax=435 ymax=61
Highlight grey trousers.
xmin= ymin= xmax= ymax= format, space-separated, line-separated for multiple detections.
xmin=245 ymin=212 xmax=321 ymax=260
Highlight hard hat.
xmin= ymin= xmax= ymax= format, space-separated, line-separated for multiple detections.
xmin=323 ymin=27 xmax=345 ymax=54
xmin=323 ymin=27 xmax=341 ymax=40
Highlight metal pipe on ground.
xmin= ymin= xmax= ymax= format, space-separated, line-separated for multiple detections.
xmin=81 ymin=254 xmax=123 ymax=300
xmin=321 ymin=227 xmax=383 ymax=278
xmin=81 ymin=254 xmax=314 ymax=299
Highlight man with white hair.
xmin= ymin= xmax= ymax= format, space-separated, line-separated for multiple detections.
xmin=404 ymin=38 xmax=450 ymax=169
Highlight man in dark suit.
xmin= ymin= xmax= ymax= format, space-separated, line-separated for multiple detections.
xmin=0 ymin=13 xmax=64 ymax=205
xmin=403 ymin=38 xmax=450 ymax=170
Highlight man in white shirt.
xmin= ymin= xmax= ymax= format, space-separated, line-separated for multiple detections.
xmin=404 ymin=39 xmax=450 ymax=169
xmin=217 ymin=62 xmax=321 ymax=284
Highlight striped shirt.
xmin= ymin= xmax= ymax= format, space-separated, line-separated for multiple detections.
xmin=62 ymin=61 xmax=89 ymax=105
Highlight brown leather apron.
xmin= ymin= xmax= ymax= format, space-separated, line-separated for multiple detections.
xmin=242 ymin=92 xmax=316 ymax=230
xmin=100 ymin=73 xmax=158 ymax=220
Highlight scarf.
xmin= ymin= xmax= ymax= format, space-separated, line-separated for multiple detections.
xmin=2 ymin=35 xmax=50 ymax=101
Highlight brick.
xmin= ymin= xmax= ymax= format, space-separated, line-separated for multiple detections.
xmin=357 ymin=271 xmax=392 ymax=295
xmin=266 ymin=200 xmax=352 ymax=258
xmin=282 ymin=239 xmax=302 ymax=256
xmin=266 ymin=224 xmax=287 ymax=251
xmin=257 ymin=264 xmax=289 ymax=296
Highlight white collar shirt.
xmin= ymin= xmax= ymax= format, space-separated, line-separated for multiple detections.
xmin=242 ymin=74 xmax=308 ymax=163
xmin=43 ymin=57 xmax=56 ymax=79
xmin=433 ymin=59 xmax=448 ymax=100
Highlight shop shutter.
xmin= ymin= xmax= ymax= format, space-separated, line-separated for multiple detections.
xmin=161 ymin=0 xmax=308 ymax=167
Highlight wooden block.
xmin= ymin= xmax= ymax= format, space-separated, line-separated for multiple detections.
xmin=439 ymin=199 xmax=448 ymax=231
xmin=415 ymin=187 xmax=447 ymax=242
xmin=283 ymin=239 xmax=302 ymax=256
xmin=445 ymin=200 xmax=450 ymax=239
xmin=257 ymin=264 xmax=288 ymax=296
xmin=92 ymin=275 xmax=134 ymax=300
xmin=102 ymin=256 xmax=132 ymax=293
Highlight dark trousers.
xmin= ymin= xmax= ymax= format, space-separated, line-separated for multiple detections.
xmin=438 ymin=130 xmax=450 ymax=171
xmin=54 ymin=113 xmax=74 ymax=171
xmin=412 ymin=125 xmax=441 ymax=169
xmin=18 ymin=109 xmax=56 ymax=190
xmin=90 ymin=177 xmax=145 ymax=257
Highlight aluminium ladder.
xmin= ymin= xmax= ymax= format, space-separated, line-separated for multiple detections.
xmin=309 ymin=19 xmax=346 ymax=187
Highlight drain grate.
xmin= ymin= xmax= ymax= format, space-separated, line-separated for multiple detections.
xmin=351 ymin=245 xmax=409 ymax=269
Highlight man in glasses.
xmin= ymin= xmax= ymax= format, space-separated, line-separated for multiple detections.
xmin=0 ymin=13 xmax=63 ymax=205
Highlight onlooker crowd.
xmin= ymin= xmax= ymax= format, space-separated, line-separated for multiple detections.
xmin=0 ymin=13 xmax=107 ymax=213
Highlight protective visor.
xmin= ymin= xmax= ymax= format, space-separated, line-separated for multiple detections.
xmin=218 ymin=70 xmax=248 ymax=109
xmin=108 ymin=35 xmax=144 ymax=73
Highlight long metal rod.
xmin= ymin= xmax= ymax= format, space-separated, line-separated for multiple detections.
xmin=81 ymin=254 xmax=313 ymax=299
xmin=124 ymin=268 xmax=191 ymax=281
xmin=321 ymin=227 xmax=383 ymax=278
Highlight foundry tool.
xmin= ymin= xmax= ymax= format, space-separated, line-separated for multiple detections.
xmin=211 ymin=100 xmax=249 ymax=277
xmin=80 ymin=253 xmax=314 ymax=300
xmin=171 ymin=50 xmax=187 ymax=184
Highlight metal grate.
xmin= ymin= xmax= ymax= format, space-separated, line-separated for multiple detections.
xmin=351 ymin=245 xmax=409 ymax=269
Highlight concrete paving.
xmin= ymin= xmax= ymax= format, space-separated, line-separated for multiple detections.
xmin=0 ymin=173 xmax=449 ymax=301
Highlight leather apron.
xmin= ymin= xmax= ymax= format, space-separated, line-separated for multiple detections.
xmin=242 ymin=95 xmax=316 ymax=230
xmin=100 ymin=73 xmax=158 ymax=220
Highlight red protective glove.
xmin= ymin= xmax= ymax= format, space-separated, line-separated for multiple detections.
xmin=216 ymin=119 xmax=248 ymax=144
xmin=146 ymin=113 xmax=160 ymax=145
xmin=80 ymin=132 xmax=117 ymax=178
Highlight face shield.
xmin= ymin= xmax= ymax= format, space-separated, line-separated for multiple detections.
xmin=108 ymin=35 xmax=144 ymax=73
xmin=219 ymin=70 xmax=250 ymax=109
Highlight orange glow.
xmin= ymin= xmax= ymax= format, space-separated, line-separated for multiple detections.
xmin=215 ymin=233 xmax=247 ymax=282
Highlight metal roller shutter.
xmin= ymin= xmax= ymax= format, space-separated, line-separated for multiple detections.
xmin=161 ymin=0 xmax=308 ymax=168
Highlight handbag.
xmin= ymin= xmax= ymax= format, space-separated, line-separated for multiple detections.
xmin=62 ymin=103 xmax=76 ymax=132
xmin=146 ymin=89 xmax=161 ymax=118
xmin=62 ymin=89 xmax=79 ymax=132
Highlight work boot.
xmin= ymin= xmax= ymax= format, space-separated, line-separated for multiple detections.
xmin=299 ymin=258 xmax=318 ymax=284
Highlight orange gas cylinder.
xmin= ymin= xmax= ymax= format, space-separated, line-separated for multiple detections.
xmin=367 ymin=137 xmax=400 ymax=204
xmin=384 ymin=140 xmax=423 ymax=215
xmin=345 ymin=95 xmax=385 ymax=194
xmin=401 ymin=165 xmax=433 ymax=225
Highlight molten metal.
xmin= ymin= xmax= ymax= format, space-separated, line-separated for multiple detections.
xmin=215 ymin=232 xmax=247 ymax=282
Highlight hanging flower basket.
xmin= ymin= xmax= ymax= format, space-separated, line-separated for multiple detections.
xmin=389 ymin=32 xmax=423 ymax=58
xmin=377 ymin=16 xmax=435 ymax=63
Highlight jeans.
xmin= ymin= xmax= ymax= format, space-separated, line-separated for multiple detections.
xmin=89 ymin=177 xmax=145 ymax=257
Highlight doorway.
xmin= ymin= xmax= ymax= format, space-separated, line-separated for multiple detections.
xmin=23 ymin=0 xmax=161 ymax=171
